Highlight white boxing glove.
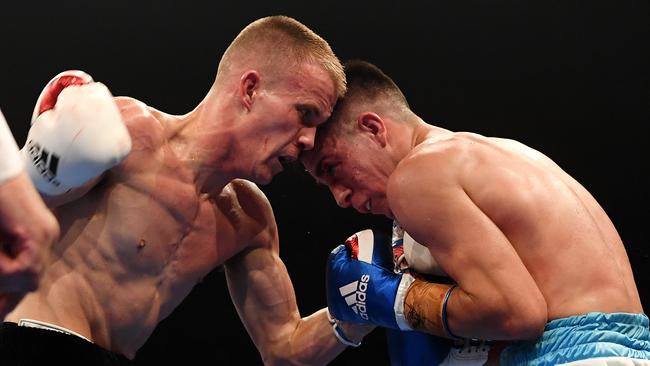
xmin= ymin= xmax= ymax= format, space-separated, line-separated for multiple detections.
xmin=392 ymin=220 xmax=447 ymax=277
xmin=21 ymin=70 xmax=131 ymax=196
xmin=403 ymin=231 xmax=447 ymax=277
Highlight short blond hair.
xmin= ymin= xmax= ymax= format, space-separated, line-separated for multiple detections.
xmin=217 ymin=16 xmax=346 ymax=98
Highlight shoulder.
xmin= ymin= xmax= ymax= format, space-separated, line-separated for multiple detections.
xmin=412 ymin=132 xmax=489 ymax=161
xmin=221 ymin=179 xmax=274 ymax=219
xmin=215 ymin=179 xmax=278 ymax=250
xmin=387 ymin=133 xmax=488 ymax=216
xmin=114 ymin=97 xmax=168 ymax=150
xmin=388 ymin=133 xmax=476 ymax=194
xmin=114 ymin=96 xmax=154 ymax=124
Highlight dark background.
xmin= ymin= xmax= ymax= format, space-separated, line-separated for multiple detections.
xmin=1 ymin=1 xmax=648 ymax=365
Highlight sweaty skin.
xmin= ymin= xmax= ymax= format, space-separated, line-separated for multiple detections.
xmin=6 ymin=97 xmax=354 ymax=362
xmin=305 ymin=118 xmax=642 ymax=341
xmin=390 ymin=131 xmax=642 ymax=339
xmin=8 ymin=99 xmax=233 ymax=356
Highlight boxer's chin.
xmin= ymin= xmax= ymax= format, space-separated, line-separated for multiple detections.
xmin=374 ymin=201 xmax=394 ymax=219
xmin=252 ymin=165 xmax=274 ymax=185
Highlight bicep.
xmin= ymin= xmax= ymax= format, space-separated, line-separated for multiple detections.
xmin=410 ymin=188 xmax=530 ymax=295
xmin=389 ymin=160 xmax=541 ymax=309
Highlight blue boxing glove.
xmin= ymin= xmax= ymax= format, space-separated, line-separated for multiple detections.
xmin=326 ymin=229 xmax=415 ymax=331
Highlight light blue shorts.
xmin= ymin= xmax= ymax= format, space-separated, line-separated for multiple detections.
xmin=500 ymin=312 xmax=650 ymax=366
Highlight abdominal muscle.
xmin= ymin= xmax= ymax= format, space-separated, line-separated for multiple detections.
xmin=6 ymin=172 xmax=225 ymax=359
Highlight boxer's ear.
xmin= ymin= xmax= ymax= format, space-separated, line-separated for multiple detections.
xmin=239 ymin=70 xmax=260 ymax=111
xmin=357 ymin=112 xmax=387 ymax=147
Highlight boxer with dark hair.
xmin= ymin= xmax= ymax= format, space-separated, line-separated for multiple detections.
xmin=303 ymin=60 xmax=650 ymax=365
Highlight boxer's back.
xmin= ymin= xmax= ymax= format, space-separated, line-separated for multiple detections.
xmin=6 ymin=98 xmax=243 ymax=358
xmin=416 ymin=132 xmax=642 ymax=320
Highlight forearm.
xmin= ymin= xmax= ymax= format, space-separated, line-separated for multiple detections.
xmin=268 ymin=308 xmax=372 ymax=366
xmin=403 ymin=279 xmax=455 ymax=338
xmin=404 ymin=279 xmax=546 ymax=340
xmin=226 ymin=244 xmax=373 ymax=366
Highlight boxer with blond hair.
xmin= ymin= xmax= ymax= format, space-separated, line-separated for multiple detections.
xmin=0 ymin=17 xmax=372 ymax=365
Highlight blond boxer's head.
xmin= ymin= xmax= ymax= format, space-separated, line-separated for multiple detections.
xmin=216 ymin=15 xmax=345 ymax=99
xmin=203 ymin=16 xmax=345 ymax=184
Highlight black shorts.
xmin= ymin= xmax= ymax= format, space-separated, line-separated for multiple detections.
xmin=0 ymin=322 xmax=132 ymax=366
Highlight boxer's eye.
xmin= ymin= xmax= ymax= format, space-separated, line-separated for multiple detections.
xmin=315 ymin=159 xmax=338 ymax=184
xmin=323 ymin=162 xmax=337 ymax=178
xmin=297 ymin=105 xmax=320 ymax=126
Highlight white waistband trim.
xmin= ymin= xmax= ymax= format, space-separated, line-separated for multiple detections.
xmin=18 ymin=318 xmax=92 ymax=343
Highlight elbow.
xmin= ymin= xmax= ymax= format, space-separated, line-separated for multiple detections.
xmin=501 ymin=311 xmax=547 ymax=340
xmin=495 ymin=298 xmax=547 ymax=340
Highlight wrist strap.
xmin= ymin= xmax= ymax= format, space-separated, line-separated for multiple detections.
xmin=441 ymin=284 xmax=460 ymax=339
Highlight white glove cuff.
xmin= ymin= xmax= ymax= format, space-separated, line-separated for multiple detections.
xmin=326 ymin=308 xmax=362 ymax=347
xmin=332 ymin=322 xmax=362 ymax=347
xmin=394 ymin=273 xmax=415 ymax=331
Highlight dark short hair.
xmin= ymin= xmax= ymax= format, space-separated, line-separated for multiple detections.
xmin=343 ymin=60 xmax=409 ymax=108
xmin=313 ymin=60 xmax=410 ymax=150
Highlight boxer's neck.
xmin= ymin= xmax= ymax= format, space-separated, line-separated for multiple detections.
xmin=168 ymin=88 xmax=263 ymax=194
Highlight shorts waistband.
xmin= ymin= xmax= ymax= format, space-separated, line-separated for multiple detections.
xmin=18 ymin=318 xmax=92 ymax=343
xmin=500 ymin=312 xmax=650 ymax=366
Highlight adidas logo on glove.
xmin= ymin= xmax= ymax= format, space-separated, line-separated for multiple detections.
xmin=328 ymin=229 xmax=409 ymax=330
xmin=338 ymin=275 xmax=370 ymax=320
xmin=25 ymin=139 xmax=61 ymax=187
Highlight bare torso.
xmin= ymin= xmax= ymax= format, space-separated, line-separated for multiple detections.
xmin=405 ymin=132 xmax=642 ymax=321
xmin=6 ymin=97 xmax=261 ymax=358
